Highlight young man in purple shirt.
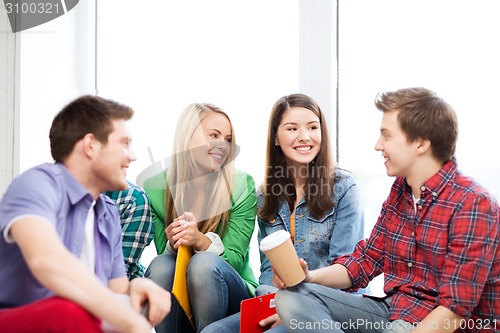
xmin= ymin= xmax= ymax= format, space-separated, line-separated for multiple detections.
xmin=273 ymin=87 xmax=499 ymax=333
xmin=0 ymin=95 xmax=170 ymax=333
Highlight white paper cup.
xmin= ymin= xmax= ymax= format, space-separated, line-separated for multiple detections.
xmin=260 ymin=230 xmax=305 ymax=287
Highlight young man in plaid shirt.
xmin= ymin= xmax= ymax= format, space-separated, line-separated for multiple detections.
xmin=105 ymin=181 xmax=154 ymax=280
xmin=273 ymin=87 xmax=499 ymax=333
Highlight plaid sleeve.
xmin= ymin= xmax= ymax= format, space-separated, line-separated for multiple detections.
xmin=437 ymin=193 xmax=499 ymax=318
xmin=105 ymin=185 xmax=154 ymax=280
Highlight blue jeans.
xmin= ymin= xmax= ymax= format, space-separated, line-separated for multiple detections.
xmin=146 ymin=252 xmax=251 ymax=333
xmin=201 ymin=284 xmax=287 ymax=333
xmin=276 ymin=283 xmax=396 ymax=333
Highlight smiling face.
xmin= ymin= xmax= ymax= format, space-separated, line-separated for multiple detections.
xmin=189 ymin=112 xmax=232 ymax=175
xmin=92 ymin=119 xmax=136 ymax=191
xmin=275 ymin=107 xmax=321 ymax=169
xmin=375 ymin=109 xmax=419 ymax=178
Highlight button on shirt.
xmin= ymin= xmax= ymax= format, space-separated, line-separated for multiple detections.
xmin=336 ymin=159 xmax=500 ymax=328
xmin=0 ymin=163 xmax=126 ymax=308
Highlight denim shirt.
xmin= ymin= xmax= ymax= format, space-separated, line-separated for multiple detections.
xmin=257 ymin=168 xmax=365 ymax=287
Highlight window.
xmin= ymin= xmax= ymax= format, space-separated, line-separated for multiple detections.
xmin=97 ymin=0 xmax=300 ymax=271
xmin=337 ymin=1 xmax=500 ymax=295
xmin=338 ymin=0 xmax=500 ymax=230
xmin=97 ymin=0 xmax=300 ymax=188
xmin=96 ymin=1 xmax=500 ymax=294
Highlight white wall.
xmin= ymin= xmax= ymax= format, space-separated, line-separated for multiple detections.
xmin=0 ymin=3 xmax=19 ymax=196
xmin=300 ymin=0 xmax=336 ymax=149
xmin=94 ymin=0 xmax=339 ymax=288
xmin=1 ymin=4 xmax=93 ymax=196
xmin=96 ymin=0 xmax=302 ymax=189
xmin=2 ymin=1 xmax=96 ymax=180
xmin=2 ymin=1 xmax=336 ymax=196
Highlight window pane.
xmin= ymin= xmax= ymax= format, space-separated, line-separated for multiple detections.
xmin=97 ymin=0 xmax=299 ymax=268
xmin=338 ymin=0 xmax=500 ymax=296
xmin=97 ymin=0 xmax=299 ymax=186
xmin=339 ymin=0 xmax=500 ymax=225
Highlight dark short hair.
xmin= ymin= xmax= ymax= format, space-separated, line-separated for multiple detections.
xmin=375 ymin=87 xmax=458 ymax=163
xmin=49 ymin=95 xmax=134 ymax=162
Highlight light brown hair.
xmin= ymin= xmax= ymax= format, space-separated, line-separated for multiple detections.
xmin=375 ymin=87 xmax=458 ymax=163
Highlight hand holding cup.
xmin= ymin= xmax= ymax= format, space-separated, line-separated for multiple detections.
xmin=260 ymin=230 xmax=306 ymax=288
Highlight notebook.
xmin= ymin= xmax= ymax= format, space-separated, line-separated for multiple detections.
xmin=240 ymin=293 xmax=277 ymax=333
xmin=172 ymin=245 xmax=195 ymax=328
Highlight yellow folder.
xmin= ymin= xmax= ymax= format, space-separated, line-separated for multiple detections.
xmin=172 ymin=245 xmax=195 ymax=328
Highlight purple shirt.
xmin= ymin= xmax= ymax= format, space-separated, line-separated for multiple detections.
xmin=0 ymin=163 xmax=126 ymax=308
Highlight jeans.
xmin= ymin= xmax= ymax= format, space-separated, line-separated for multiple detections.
xmin=256 ymin=285 xmax=287 ymax=333
xmin=146 ymin=251 xmax=251 ymax=333
xmin=201 ymin=311 xmax=288 ymax=333
xmin=201 ymin=284 xmax=284 ymax=333
xmin=201 ymin=312 xmax=240 ymax=333
xmin=276 ymin=283 xmax=395 ymax=333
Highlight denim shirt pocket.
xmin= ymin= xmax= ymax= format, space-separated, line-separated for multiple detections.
xmin=307 ymin=209 xmax=336 ymax=238
xmin=260 ymin=215 xmax=287 ymax=236
xmin=306 ymin=209 xmax=336 ymax=267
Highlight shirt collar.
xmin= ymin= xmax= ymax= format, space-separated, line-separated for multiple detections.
xmin=54 ymin=162 xmax=94 ymax=205
xmin=417 ymin=157 xmax=457 ymax=201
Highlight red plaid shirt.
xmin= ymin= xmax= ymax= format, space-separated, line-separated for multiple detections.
xmin=336 ymin=159 xmax=500 ymax=332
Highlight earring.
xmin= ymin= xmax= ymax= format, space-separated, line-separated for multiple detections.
xmin=275 ymin=142 xmax=279 ymax=146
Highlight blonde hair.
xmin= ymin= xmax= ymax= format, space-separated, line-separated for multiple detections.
xmin=165 ymin=103 xmax=236 ymax=235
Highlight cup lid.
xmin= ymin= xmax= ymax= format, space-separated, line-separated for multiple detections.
xmin=259 ymin=230 xmax=291 ymax=251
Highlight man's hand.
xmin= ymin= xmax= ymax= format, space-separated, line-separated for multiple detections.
xmin=272 ymin=258 xmax=310 ymax=289
xmin=129 ymin=278 xmax=171 ymax=326
xmin=259 ymin=313 xmax=283 ymax=329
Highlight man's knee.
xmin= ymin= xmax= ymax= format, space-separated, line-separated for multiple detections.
xmin=275 ymin=288 xmax=300 ymax=319
xmin=255 ymin=284 xmax=278 ymax=296
xmin=52 ymin=298 xmax=102 ymax=331
xmin=0 ymin=297 xmax=103 ymax=333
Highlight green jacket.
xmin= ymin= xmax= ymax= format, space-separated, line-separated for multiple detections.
xmin=143 ymin=169 xmax=258 ymax=294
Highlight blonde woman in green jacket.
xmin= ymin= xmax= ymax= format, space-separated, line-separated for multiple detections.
xmin=144 ymin=103 xmax=258 ymax=333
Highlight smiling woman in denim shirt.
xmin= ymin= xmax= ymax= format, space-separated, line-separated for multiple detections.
xmin=256 ymin=93 xmax=368 ymax=332
xmin=201 ymin=94 xmax=367 ymax=333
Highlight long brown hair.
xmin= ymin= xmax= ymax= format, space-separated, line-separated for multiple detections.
xmin=259 ymin=93 xmax=335 ymax=220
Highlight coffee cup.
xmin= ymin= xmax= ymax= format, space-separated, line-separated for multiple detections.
xmin=259 ymin=230 xmax=305 ymax=287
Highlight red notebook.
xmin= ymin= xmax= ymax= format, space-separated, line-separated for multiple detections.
xmin=240 ymin=293 xmax=277 ymax=333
